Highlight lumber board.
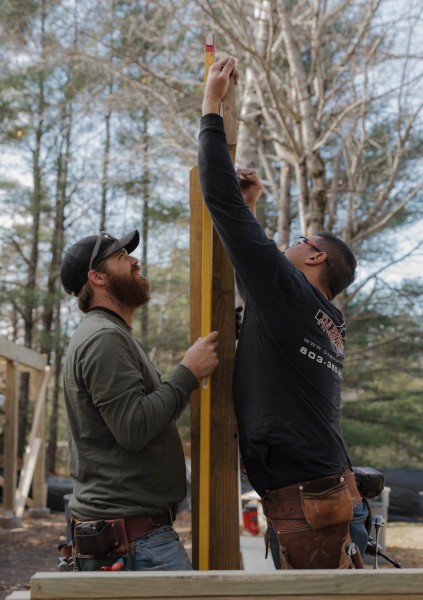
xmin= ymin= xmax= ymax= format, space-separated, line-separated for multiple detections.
xmin=15 ymin=438 xmax=42 ymax=517
xmin=3 ymin=359 xmax=20 ymax=514
xmin=0 ymin=337 xmax=47 ymax=370
xmin=26 ymin=367 xmax=50 ymax=512
xmin=189 ymin=163 xmax=202 ymax=568
xmin=30 ymin=570 xmax=423 ymax=599
xmin=22 ymin=596 xmax=423 ymax=600
xmin=189 ymin=164 xmax=239 ymax=570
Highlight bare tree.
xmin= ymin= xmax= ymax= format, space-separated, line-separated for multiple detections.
xmin=1 ymin=0 xmax=423 ymax=470
xmin=190 ymin=0 xmax=422 ymax=251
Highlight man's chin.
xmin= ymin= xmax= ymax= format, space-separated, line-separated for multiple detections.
xmin=139 ymin=294 xmax=150 ymax=306
xmin=107 ymin=275 xmax=151 ymax=308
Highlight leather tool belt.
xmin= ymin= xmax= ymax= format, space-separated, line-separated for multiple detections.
xmin=262 ymin=468 xmax=364 ymax=569
xmin=124 ymin=512 xmax=173 ymax=541
xmin=72 ymin=512 xmax=173 ymax=559
xmin=262 ymin=468 xmax=361 ymax=532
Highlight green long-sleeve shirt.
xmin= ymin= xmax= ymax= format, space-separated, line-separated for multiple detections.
xmin=63 ymin=308 xmax=198 ymax=519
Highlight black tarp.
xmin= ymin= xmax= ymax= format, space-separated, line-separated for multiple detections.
xmin=381 ymin=469 xmax=423 ymax=522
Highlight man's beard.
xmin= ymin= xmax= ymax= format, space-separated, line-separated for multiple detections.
xmin=106 ymin=267 xmax=150 ymax=309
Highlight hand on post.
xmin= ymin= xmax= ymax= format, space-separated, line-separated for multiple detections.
xmin=202 ymin=56 xmax=239 ymax=115
xmin=181 ymin=331 xmax=219 ymax=380
xmin=236 ymin=168 xmax=263 ymax=214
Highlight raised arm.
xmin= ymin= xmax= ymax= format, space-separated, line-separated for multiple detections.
xmin=199 ymin=58 xmax=291 ymax=306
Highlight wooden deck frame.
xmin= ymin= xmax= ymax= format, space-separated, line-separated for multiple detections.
xmin=0 ymin=337 xmax=49 ymax=527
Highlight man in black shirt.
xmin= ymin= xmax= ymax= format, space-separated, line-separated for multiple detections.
xmin=198 ymin=57 xmax=368 ymax=569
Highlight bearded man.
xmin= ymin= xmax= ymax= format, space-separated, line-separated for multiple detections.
xmin=60 ymin=230 xmax=219 ymax=571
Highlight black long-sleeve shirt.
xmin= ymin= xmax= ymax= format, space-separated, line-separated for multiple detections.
xmin=198 ymin=114 xmax=351 ymax=496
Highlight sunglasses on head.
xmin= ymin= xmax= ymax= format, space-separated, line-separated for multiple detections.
xmin=88 ymin=231 xmax=118 ymax=271
xmin=294 ymin=236 xmax=330 ymax=267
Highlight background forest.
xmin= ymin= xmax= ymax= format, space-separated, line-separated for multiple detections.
xmin=0 ymin=0 xmax=422 ymax=475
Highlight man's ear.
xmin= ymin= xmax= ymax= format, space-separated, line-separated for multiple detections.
xmin=87 ymin=269 xmax=108 ymax=287
xmin=305 ymin=252 xmax=327 ymax=266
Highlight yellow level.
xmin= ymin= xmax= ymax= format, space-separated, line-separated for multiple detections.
xmin=198 ymin=31 xmax=215 ymax=571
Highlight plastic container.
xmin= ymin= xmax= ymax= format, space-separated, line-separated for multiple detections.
xmin=243 ymin=500 xmax=259 ymax=535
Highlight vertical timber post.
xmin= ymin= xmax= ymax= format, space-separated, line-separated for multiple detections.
xmin=1 ymin=358 xmax=20 ymax=526
xmin=189 ymin=34 xmax=240 ymax=570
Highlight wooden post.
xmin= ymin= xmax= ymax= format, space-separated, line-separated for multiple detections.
xmin=1 ymin=358 xmax=20 ymax=526
xmin=189 ymin=34 xmax=240 ymax=570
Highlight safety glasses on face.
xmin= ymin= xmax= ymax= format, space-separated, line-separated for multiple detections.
xmin=294 ymin=236 xmax=330 ymax=267
xmin=89 ymin=231 xmax=118 ymax=271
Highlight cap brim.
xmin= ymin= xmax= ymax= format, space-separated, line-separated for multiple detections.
xmin=103 ymin=230 xmax=140 ymax=259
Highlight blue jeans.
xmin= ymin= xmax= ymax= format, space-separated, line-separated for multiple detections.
xmin=132 ymin=525 xmax=192 ymax=571
xmin=268 ymin=502 xmax=369 ymax=569
xmin=349 ymin=501 xmax=369 ymax=557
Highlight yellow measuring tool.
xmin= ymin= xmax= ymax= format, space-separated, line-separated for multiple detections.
xmin=198 ymin=31 xmax=215 ymax=571
xmin=196 ymin=33 xmax=238 ymax=570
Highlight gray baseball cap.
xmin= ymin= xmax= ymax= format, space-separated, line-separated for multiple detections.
xmin=60 ymin=230 xmax=140 ymax=296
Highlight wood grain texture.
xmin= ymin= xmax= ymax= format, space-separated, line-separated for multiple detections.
xmin=189 ymin=163 xmax=239 ymax=569
xmin=189 ymin=51 xmax=239 ymax=569
xmin=30 ymin=570 xmax=423 ymax=599
xmin=189 ymin=164 xmax=203 ymax=569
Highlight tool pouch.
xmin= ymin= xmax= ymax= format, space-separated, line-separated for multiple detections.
xmin=300 ymin=479 xmax=353 ymax=531
xmin=276 ymin=525 xmax=354 ymax=569
xmin=74 ymin=518 xmax=128 ymax=558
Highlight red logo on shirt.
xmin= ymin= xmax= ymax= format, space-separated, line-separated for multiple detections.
xmin=315 ymin=310 xmax=345 ymax=356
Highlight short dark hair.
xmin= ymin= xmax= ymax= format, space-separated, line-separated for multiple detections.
xmin=315 ymin=231 xmax=357 ymax=300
